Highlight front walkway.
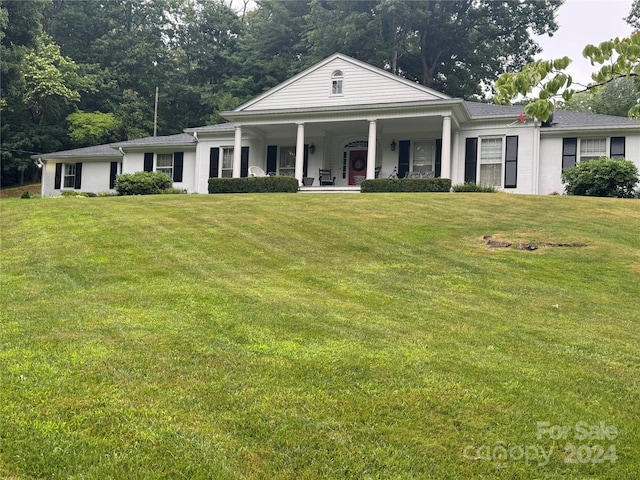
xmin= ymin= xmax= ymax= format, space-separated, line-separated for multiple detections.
xmin=298 ymin=186 xmax=361 ymax=193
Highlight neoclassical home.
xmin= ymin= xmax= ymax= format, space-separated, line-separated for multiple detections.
xmin=35 ymin=53 xmax=640 ymax=196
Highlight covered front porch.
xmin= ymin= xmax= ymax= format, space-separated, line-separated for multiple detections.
xmin=222 ymin=102 xmax=459 ymax=187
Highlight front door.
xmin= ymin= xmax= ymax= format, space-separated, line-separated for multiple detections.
xmin=349 ymin=150 xmax=367 ymax=185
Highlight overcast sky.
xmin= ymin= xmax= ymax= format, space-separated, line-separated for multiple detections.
xmin=533 ymin=0 xmax=634 ymax=87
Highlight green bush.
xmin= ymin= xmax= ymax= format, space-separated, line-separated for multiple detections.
xmin=20 ymin=191 xmax=30 ymax=199
xmin=208 ymin=176 xmax=299 ymax=193
xmin=114 ymin=171 xmax=173 ymax=196
xmin=561 ymin=157 xmax=639 ymax=198
xmin=360 ymin=178 xmax=451 ymax=193
xmin=452 ymin=182 xmax=498 ymax=193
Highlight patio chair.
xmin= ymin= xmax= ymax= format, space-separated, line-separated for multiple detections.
xmin=248 ymin=166 xmax=267 ymax=177
xmin=319 ymin=169 xmax=335 ymax=186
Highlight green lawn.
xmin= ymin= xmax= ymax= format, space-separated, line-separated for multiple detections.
xmin=1 ymin=193 xmax=639 ymax=479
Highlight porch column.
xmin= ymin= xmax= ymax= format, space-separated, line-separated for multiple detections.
xmin=232 ymin=126 xmax=242 ymax=178
xmin=366 ymin=120 xmax=377 ymax=179
xmin=441 ymin=115 xmax=452 ymax=179
xmin=295 ymin=123 xmax=305 ymax=186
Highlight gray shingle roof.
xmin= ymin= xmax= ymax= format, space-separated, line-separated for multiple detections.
xmin=111 ymin=133 xmax=196 ymax=147
xmin=184 ymin=122 xmax=235 ymax=133
xmin=549 ymin=109 xmax=639 ymax=128
xmin=463 ymin=100 xmax=640 ymax=129
xmin=33 ymin=144 xmax=122 ymax=159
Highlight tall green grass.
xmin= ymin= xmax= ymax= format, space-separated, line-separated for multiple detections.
xmin=1 ymin=193 xmax=639 ymax=479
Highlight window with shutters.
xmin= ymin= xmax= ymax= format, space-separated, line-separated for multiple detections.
xmin=579 ymin=138 xmax=606 ymax=162
xmin=479 ymin=137 xmax=503 ymax=187
xmin=413 ymin=141 xmax=435 ymax=175
xmin=279 ymin=146 xmax=296 ymax=176
xmin=331 ymin=70 xmax=343 ymax=95
xmin=63 ymin=163 xmax=76 ymax=188
xmin=221 ymin=148 xmax=234 ymax=177
xmin=156 ymin=153 xmax=173 ymax=178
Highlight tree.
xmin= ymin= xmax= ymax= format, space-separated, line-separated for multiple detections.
xmin=303 ymin=0 xmax=562 ymax=99
xmin=564 ymin=77 xmax=640 ymax=117
xmin=494 ymin=32 xmax=640 ymax=121
xmin=67 ymin=111 xmax=120 ymax=145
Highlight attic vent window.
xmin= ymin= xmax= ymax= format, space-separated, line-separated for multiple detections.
xmin=331 ymin=70 xmax=343 ymax=95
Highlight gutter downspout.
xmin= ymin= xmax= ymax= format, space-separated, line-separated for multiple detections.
xmin=532 ymin=120 xmax=541 ymax=195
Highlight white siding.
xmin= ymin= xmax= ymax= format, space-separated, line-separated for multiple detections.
xmin=538 ymin=133 xmax=640 ymax=195
xmin=452 ymin=123 xmax=538 ymax=194
xmin=41 ymin=160 xmax=118 ymax=197
xmin=243 ymin=58 xmax=443 ymax=112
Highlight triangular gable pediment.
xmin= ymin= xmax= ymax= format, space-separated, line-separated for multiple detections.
xmin=236 ymin=53 xmax=450 ymax=113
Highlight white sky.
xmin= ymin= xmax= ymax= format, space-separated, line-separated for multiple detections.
xmin=533 ymin=0 xmax=634 ymax=87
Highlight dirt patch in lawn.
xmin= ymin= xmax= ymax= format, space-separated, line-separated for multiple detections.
xmin=482 ymin=234 xmax=587 ymax=251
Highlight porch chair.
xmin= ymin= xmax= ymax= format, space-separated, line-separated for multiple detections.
xmin=248 ymin=166 xmax=267 ymax=177
xmin=319 ymin=169 xmax=335 ymax=186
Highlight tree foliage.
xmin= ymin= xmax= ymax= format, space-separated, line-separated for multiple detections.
xmin=495 ymin=32 xmax=640 ymax=121
xmin=1 ymin=0 xmax=562 ymax=186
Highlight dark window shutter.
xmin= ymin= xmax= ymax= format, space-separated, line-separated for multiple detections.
xmin=209 ymin=147 xmax=219 ymax=178
xmin=240 ymin=146 xmax=249 ymax=177
xmin=74 ymin=163 xmax=83 ymax=189
xmin=303 ymin=144 xmax=309 ymax=178
xmin=54 ymin=163 xmax=62 ymax=189
xmin=266 ymin=145 xmax=277 ymax=175
xmin=504 ymin=136 xmax=518 ymax=188
xmin=610 ymin=137 xmax=625 ymax=158
xmin=398 ymin=140 xmax=411 ymax=178
xmin=173 ymin=152 xmax=184 ymax=182
xmin=464 ymin=138 xmax=478 ymax=183
xmin=109 ymin=162 xmax=118 ymax=189
xmin=143 ymin=152 xmax=154 ymax=172
xmin=435 ymin=139 xmax=442 ymax=178
xmin=562 ymin=138 xmax=577 ymax=169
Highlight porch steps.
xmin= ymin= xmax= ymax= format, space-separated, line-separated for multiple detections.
xmin=298 ymin=186 xmax=361 ymax=193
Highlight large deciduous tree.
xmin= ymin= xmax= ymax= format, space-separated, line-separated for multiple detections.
xmin=302 ymin=0 xmax=561 ymax=98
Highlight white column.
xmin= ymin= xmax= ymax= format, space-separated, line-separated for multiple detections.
xmin=295 ymin=123 xmax=305 ymax=186
xmin=441 ymin=115 xmax=452 ymax=179
xmin=366 ymin=120 xmax=377 ymax=179
xmin=232 ymin=126 xmax=242 ymax=178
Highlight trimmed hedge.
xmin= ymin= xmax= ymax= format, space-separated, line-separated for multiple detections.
xmin=561 ymin=157 xmax=639 ymax=198
xmin=114 ymin=171 xmax=173 ymax=195
xmin=208 ymin=176 xmax=299 ymax=193
xmin=452 ymin=182 xmax=498 ymax=193
xmin=360 ymin=178 xmax=451 ymax=193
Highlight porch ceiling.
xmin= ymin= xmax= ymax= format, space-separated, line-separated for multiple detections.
xmin=247 ymin=115 xmax=445 ymax=139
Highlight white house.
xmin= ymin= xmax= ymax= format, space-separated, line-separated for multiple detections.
xmin=35 ymin=53 xmax=640 ymax=196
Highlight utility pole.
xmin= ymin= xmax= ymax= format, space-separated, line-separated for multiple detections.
xmin=153 ymin=86 xmax=159 ymax=137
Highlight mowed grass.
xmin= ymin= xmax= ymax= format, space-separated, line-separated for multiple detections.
xmin=1 ymin=193 xmax=639 ymax=479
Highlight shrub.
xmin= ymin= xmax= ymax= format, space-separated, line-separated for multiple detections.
xmin=114 ymin=171 xmax=173 ymax=196
xmin=20 ymin=191 xmax=30 ymax=199
xmin=561 ymin=157 xmax=639 ymax=198
xmin=360 ymin=178 xmax=451 ymax=193
xmin=163 ymin=188 xmax=185 ymax=194
xmin=208 ymin=176 xmax=299 ymax=193
xmin=452 ymin=182 xmax=498 ymax=193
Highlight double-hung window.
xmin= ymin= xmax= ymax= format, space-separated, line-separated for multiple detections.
xmin=413 ymin=141 xmax=435 ymax=176
xmin=479 ymin=137 xmax=503 ymax=187
xmin=156 ymin=153 xmax=173 ymax=178
xmin=63 ymin=163 xmax=76 ymax=188
xmin=579 ymin=138 xmax=606 ymax=162
xmin=221 ymin=148 xmax=234 ymax=177
xmin=279 ymin=146 xmax=296 ymax=176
